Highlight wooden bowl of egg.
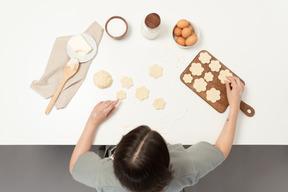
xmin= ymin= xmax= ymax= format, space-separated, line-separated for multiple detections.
xmin=173 ymin=19 xmax=199 ymax=48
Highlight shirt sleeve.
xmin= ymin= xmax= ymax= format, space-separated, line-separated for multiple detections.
xmin=185 ymin=141 xmax=224 ymax=182
xmin=71 ymin=152 xmax=104 ymax=188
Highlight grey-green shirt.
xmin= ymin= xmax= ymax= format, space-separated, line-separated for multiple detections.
xmin=72 ymin=141 xmax=224 ymax=192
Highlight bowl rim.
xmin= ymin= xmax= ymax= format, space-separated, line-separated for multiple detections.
xmin=105 ymin=16 xmax=128 ymax=40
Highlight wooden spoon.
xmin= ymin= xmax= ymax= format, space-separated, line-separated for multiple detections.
xmin=45 ymin=58 xmax=79 ymax=115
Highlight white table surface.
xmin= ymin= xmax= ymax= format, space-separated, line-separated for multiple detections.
xmin=1 ymin=0 xmax=288 ymax=145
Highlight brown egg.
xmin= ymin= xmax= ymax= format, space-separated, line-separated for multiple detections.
xmin=176 ymin=36 xmax=186 ymax=46
xmin=185 ymin=33 xmax=198 ymax=46
xmin=177 ymin=19 xmax=189 ymax=28
xmin=173 ymin=27 xmax=182 ymax=37
xmin=181 ymin=27 xmax=192 ymax=38
xmin=188 ymin=25 xmax=194 ymax=32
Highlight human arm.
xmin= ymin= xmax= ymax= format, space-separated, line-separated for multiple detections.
xmin=69 ymin=99 xmax=119 ymax=174
xmin=215 ymin=76 xmax=245 ymax=160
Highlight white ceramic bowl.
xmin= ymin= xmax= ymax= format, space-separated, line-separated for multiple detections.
xmin=172 ymin=21 xmax=200 ymax=48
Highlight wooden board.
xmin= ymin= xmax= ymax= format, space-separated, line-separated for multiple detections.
xmin=180 ymin=50 xmax=245 ymax=113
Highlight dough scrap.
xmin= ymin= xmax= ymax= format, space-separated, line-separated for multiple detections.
xmin=209 ymin=60 xmax=221 ymax=72
xmin=198 ymin=52 xmax=212 ymax=64
xmin=206 ymin=88 xmax=221 ymax=103
xmin=193 ymin=78 xmax=207 ymax=92
xmin=117 ymin=90 xmax=126 ymax=100
xmin=149 ymin=64 xmax=163 ymax=79
xmin=183 ymin=74 xmax=193 ymax=83
xmin=120 ymin=76 xmax=133 ymax=89
xmin=93 ymin=70 xmax=112 ymax=88
xmin=218 ymin=69 xmax=233 ymax=84
xmin=135 ymin=86 xmax=149 ymax=101
xmin=189 ymin=63 xmax=204 ymax=76
xmin=204 ymin=72 xmax=214 ymax=82
xmin=153 ymin=98 xmax=166 ymax=110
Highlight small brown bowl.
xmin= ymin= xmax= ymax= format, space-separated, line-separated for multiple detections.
xmin=105 ymin=16 xmax=128 ymax=40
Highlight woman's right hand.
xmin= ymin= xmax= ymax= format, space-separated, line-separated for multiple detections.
xmin=225 ymin=76 xmax=245 ymax=111
xmin=88 ymin=99 xmax=119 ymax=127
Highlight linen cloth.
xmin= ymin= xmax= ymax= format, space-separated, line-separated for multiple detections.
xmin=31 ymin=21 xmax=103 ymax=109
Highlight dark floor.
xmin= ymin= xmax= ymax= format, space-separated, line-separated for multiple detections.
xmin=0 ymin=145 xmax=287 ymax=192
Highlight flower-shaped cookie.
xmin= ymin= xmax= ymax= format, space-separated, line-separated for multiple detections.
xmin=120 ymin=76 xmax=133 ymax=89
xmin=198 ymin=52 xmax=212 ymax=64
xmin=153 ymin=98 xmax=166 ymax=110
xmin=182 ymin=74 xmax=193 ymax=83
xmin=206 ymin=88 xmax=221 ymax=103
xmin=193 ymin=78 xmax=207 ymax=92
xmin=135 ymin=86 xmax=149 ymax=101
xmin=117 ymin=90 xmax=126 ymax=100
xmin=149 ymin=64 xmax=163 ymax=79
xmin=218 ymin=69 xmax=233 ymax=84
xmin=189 ymin=63 xmax=204 ymax=76
xmin=209 ymin=60 xmax=221 ymax=72
xmin=204 ymin=72 xmax=214 ymax=82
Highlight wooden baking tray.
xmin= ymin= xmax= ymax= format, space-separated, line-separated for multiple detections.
xmin=180 ymin=50 xmax=255 ymax=117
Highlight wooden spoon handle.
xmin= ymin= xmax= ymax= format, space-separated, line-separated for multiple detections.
xmin=240 ymin=101 xmax=255 ymax=117
xmin=45 ymin=78 xmax=68 ymax=115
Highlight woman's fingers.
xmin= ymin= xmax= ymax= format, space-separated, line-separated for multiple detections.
xmin=227 ymin=76 xmax=237 ymax=88
xmin=105 ymin=99 xmax=119 ymax=113
xmin=103 ymin=100 xmax=112 ymax=107
xmin=242 ymin=84 xmax=245 ymax=91
xmin=235 ymin=77 xmax=241 ymax=85
xmin=107 ymin=107 xmax=116 ymax=117
xmin=225 ymin=80 xmax=231 ymax=94
xmin=95 ymin=101 xmax=104 ymax=108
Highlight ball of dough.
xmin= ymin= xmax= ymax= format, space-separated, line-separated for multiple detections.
xmin=93 ymin=70 xmax=112 ymax=88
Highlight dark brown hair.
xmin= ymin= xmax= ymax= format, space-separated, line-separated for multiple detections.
xmin=113 ymin=125 xmax=173 ymax=192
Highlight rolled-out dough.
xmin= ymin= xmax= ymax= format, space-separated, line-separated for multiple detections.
xmin=189 ymin=63 xmax=204 ymax=76
xmin=183 ymin=74 xmax=193 ymax=83
xmin=204 ymin=72 xmax=214 ymax=82
xmin=193 ymin=78 xmax=207 ymax=92
xmin=206 ymin=88 xmax=221 ymax=103
xmin=117 ymin=90 xmax=126 ymax=100
xmin=209 ymin=60 xmax=221 ymax=72
xmin=218 ymin=69 xmax=233 ymax=84
xmin=198 ymin=52 xmax=212 ymax=64
xmin=121 ymin=76 xmax=133 ymax=89
xmin=149 ymin=64 xmax=163 ymax=79
xmin=93 ymin=70 xmax=112 ymax=88
xmin=153 ymin=98 xmax=166 ymax=110
xmin=135 ymin=86 xmax=149 ymax=101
